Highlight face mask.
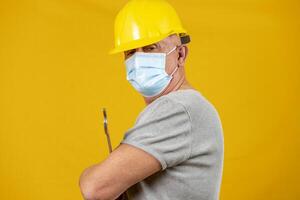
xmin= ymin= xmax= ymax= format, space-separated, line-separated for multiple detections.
xmin=125 ymin=46 xmax=178 ymax=97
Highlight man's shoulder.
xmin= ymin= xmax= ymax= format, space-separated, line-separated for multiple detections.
xmin=163 ymin=89 xmax=210 ymax=111
xmin=165 ymin=89 xmax=222 ymax=126
xmin=136 ymin=89 xmax=219 ymax=125
xmin=136 ymin=94 xmax=186 ymax=124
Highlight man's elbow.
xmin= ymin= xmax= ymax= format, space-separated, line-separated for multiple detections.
xmin=79 ymin=171 xmax=113 ymax=200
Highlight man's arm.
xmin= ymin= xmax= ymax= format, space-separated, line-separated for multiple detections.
xmin=79 ymin=143 xmax=162 ymax=200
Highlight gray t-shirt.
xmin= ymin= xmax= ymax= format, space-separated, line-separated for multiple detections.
xmin=120 ymin=89 xmax=224 ymax=200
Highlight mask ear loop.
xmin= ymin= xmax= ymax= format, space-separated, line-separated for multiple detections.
xmin=170 ymin=64 xmax=179 ymax=77
xmin=166 ymin=46 xmax=177 ymax=55
xmin=166 ymin=46 xmax=180 ymax=77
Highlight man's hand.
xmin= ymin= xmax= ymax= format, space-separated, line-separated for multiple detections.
xmin=79 ymin=143 xmax=162 ymax=200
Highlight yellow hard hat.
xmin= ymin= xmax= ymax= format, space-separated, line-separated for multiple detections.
xmin=109 ymin=0 xmax=190 ymax=54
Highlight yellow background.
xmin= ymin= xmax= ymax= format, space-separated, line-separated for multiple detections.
xmin=0 ymin=0 xmax=299 ymax=199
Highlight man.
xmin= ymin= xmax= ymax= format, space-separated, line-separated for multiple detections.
xmin=79 ymin=0 xmax=224 ymax=200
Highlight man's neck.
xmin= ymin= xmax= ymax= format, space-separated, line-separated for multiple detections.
xmin=144 ymin=78 xmax=193 ymax=105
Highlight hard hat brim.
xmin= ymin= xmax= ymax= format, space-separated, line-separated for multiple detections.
xmin=109 ymin=30 xmax=187 ymax=55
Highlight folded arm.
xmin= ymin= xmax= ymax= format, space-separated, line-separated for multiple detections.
xmin=79 ymin=143 xmax=161 ymax=200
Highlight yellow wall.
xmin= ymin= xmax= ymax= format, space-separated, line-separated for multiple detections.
xmin=0 ymin=0 xmax=299 ymax=199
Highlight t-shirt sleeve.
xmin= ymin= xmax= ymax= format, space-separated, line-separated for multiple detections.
xmin=120 ymin=97 xmax=192 ymax=170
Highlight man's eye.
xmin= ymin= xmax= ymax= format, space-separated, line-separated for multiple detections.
xmin=144 ymin=46 xmax=156 ymax=51
xmin=127 ymin=51 xmax=134 ymax=56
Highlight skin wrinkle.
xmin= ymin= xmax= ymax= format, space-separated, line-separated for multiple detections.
xmin=124 ymin=34 xmax=194 ymax=105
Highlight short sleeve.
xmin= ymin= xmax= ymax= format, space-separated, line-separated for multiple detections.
xmin=120 ymin=97 xmax=192 ymax=170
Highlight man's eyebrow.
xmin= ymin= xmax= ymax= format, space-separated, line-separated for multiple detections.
xmin=143 ymin=43 xmax=160 ymax=48
xmin=125 ymin=43 xmax=161 ymax=55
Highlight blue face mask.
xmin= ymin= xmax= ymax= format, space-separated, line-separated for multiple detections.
xmin=125 ymin=46 xmax=178 ymax=97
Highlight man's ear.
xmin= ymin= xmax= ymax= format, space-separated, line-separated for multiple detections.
xmin=177 ymin=45 xmax=188 ymax=67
